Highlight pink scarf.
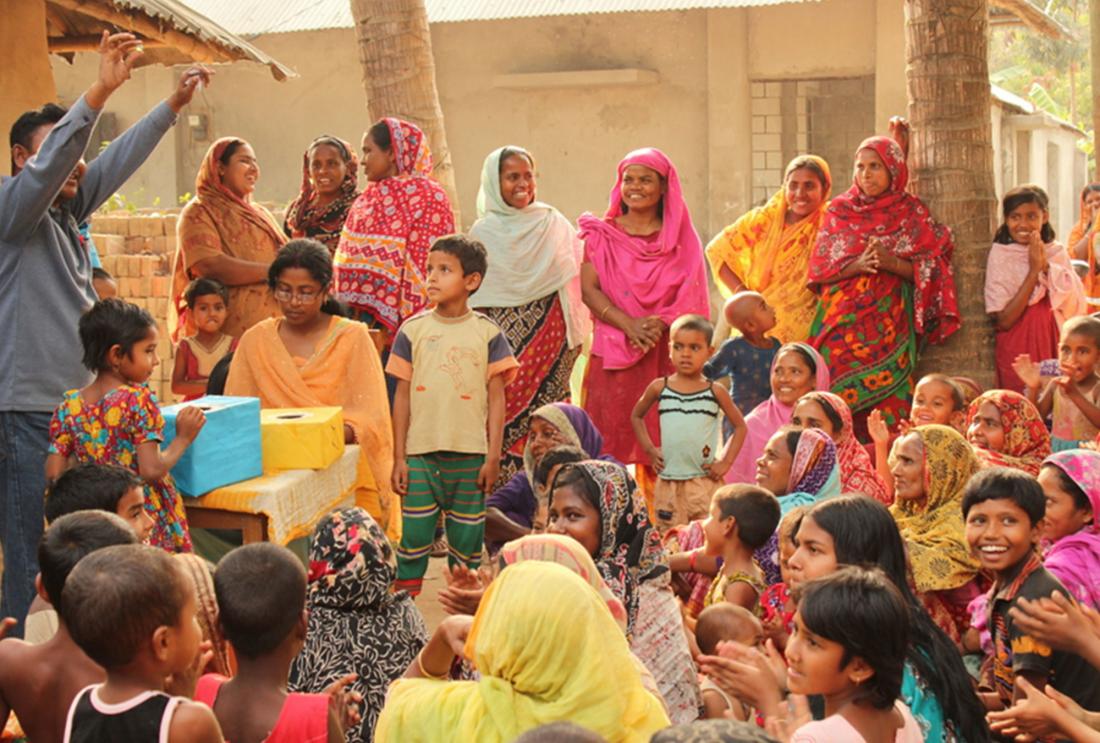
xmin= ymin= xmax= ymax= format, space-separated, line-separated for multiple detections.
xmin=984 ymin=241 xmax=1086 ymax=327
xmin=1042 ymin=450 xmax=1100 ymax=609
xmin=726 ymin=343 xmax=831 ymax=484
xmin=578 ymin=148 xmax=709 ymax=370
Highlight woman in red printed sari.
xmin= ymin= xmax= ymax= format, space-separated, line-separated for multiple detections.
xmin=808 ymin=136 xmax=959 ymax=441
xmin=333 ymin=118 xmax=455 ymax=341
xmin=578 ymin=148 xmax=710 ymax=490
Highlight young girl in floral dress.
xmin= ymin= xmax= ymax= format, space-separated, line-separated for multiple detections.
xmin=46 ymin=299 xmax=206 ymax=551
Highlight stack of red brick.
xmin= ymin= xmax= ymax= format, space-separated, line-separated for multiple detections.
xmin=91 ymin=210 xmax=180 ymax=404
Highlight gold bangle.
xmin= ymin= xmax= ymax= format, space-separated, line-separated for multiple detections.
xmin=416 ymin=648 xmax=450 ymax=680
xmin=601 ymin=303 xmax=613 ymax=320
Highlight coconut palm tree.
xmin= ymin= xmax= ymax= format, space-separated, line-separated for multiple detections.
xmin=906 ymin=0 xmax=999 ymax=387
xmin=1092 ymin=0 xmax=1100 ymax=173
xmin=348 ymin=0 xmax=461 ymax=224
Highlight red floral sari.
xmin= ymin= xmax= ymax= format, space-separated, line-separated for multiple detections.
xmin=808 ymin=137 xmax=959 ymax=440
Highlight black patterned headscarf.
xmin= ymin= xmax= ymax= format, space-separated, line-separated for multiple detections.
xmin=289 ymin=507 xmax=428 ymax=742
xmin=552 ymin=460 xmax=669 ymax=633
xmin=284 ymin=135 xmax=360 ymax=255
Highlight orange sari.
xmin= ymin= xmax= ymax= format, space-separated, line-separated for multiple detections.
xmin=225 ymin=315 xmax=398 ymax=539
xmin=170 ymin=138 xmax=286 ymax=340
xmin=1067 ymin=187 xmax=1100 ymax=301
xmin=705 ymin=156 xmax=832 ymax=343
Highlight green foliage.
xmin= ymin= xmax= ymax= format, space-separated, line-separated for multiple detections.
xmin=97 ymin=188 xmax=162 ymax=214
xmin=989 ymin=0 xmax=1093 ymax=167
xmin=101 ymin=191 xmax=139 ymax=214
xmin=1030 ymin=82 xmax=1069 ymax=119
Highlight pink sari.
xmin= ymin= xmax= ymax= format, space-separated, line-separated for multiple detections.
xmin=1042 ymin=450 xmax=1100 ymax=609
xmin=579 ymin=148 xmax=710 ymax=371
xmin=579 ymin=148 xmax=710 ymax=463
xmin=726 ymin=343 xmax=831 ymax=484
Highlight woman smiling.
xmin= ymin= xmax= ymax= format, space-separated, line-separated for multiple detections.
xmin=578 ymin=149 xmax=709 ymax=492
xmin=171 ymin=138 xmax=286 ymax=339
xmin=470 ymin=147 xmax=589 ymax=485
xmin=706 ymin=156 xmax=832 ymax=344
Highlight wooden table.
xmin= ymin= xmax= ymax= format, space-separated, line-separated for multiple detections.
xmin=184 ymin=445 xmax=360 ymax=544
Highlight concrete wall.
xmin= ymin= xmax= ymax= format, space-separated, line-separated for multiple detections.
xmin=988 ymin=103 xmax=1086 ymax=239
xmin=42 ymin=0 xmax=921 ymax=243
xmin=1019 ymin=124 xmax=1086 ymax=239
xmin=50 ymin=57 xmax=180 ymax=206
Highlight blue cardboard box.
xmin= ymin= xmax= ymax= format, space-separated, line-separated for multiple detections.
xmin=161 ymin=395 xmax=262 ymax=496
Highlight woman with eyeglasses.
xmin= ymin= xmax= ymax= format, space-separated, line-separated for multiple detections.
xmin=226 ymin=239 xmax=399 ymax=538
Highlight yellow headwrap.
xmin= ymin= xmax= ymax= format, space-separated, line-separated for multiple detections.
xmin=888 ymin=425 xmax=981 ymax=592
xmin=704 ymin=155 xmax=831 ymax=344
xmin=374 ymin=561 xmax=669 ymax=742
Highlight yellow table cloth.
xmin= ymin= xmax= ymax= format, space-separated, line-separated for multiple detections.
xmin=186 ymin=445 xmax=359 ymax=545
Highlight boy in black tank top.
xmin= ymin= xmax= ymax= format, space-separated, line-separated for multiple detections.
xmin=61 ymin=544 xmax=222 ymax=742
xmin=0 ymin=511 xmax=135 ymax=743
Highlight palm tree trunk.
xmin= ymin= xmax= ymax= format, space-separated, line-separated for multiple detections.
xmin=348 ymin=0 xmax=461 ymax=225
xmin=1092 ymin=0 xmax=1100 ymax=177
xmin=905 ymin=0 xmax=999 ymax=388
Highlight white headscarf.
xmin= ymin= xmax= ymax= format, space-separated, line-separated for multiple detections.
xmin=469 ymin=146 xmax=591 ymax=347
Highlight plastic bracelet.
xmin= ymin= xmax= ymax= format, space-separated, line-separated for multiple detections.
xmin=416 ymin=648 xmax=450 ymax=680
xmin=688 ymin=549 xmax=698 ymax=572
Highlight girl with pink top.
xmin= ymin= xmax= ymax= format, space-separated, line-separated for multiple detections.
xmin=1038 ymin=449 xmax=1100 ymax=609
xmin=984 ymin=186 xmax=1086 ymax=391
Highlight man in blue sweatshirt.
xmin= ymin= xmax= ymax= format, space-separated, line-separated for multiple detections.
xmin=0 ymin=31 xmax=211 ymax=634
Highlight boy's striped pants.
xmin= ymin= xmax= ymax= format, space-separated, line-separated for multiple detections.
xmin=395 ymin=451 xmax=485 ymax=595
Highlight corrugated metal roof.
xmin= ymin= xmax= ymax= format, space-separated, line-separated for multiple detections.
xmin=181 ymin=0 xmax=813 ymax=35
xmin=49 ymin=0 xmax=297 ymax=79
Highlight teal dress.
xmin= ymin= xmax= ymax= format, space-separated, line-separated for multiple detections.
xmin=902 ymin=660 xmax=957 ymax=742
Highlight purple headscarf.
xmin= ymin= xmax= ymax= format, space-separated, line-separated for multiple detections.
xmin=486 ymin=403 xmax=619 ymax=541
xmin=1042 ymin=449 xmax=1100 ymax=609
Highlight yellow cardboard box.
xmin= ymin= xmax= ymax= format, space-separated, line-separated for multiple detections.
xmin=261 ymin=407 xmax=345 ymax=471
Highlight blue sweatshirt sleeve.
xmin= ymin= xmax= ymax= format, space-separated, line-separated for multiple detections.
xmin=70 ymin=101 xmax=177 ymax=223
xmin=0 ymin=96 xmax=99 ymax=243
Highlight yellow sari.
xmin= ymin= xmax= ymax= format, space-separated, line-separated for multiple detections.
xmin=225 ymin=315 xmax=398 ymax=539
xmin=375 ymin=561 xmax=669 ymax=743
xmin=705 ymin=156 xmax=831 ymax=343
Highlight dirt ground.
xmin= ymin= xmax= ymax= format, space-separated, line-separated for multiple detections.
xmin=416 ymin=557 xmax=450 ymax=632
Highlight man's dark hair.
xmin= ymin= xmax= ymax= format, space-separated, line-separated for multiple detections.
xmin=46 ymin=462 xmax=143 ymax=523
xmin=9 ymin=103 xmax=67 ymax=171
xmin=38 ymin=511 xmax=137 ymax=612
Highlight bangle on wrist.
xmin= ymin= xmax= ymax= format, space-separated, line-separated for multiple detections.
xmin=601 ymin=303 xmax=613 ymax=320
xmin=416 ymin=648 xmax=450 ymax=680
xmin=688 ymin=549 xmax=699 ymax=572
